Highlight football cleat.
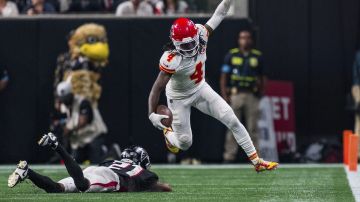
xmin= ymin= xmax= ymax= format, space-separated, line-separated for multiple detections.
xmin=8 ymin=160 xmax=29 ymax=188
xmin=254 ymin=159 xmax=279 ymax=173
xmin=38 ymin=133 xmax=59 ymax=150
xmin=163 ymin=128 xmax=180 ymax=154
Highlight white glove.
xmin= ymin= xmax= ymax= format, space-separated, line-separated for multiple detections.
xmin=149 ymin=113 xmax=169 ymax=130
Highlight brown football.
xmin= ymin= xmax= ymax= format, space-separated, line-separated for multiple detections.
xmin=156 ymin=105 xmax=173 ymax=127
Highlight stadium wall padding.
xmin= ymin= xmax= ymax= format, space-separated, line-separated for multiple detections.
xmin=0 ymin=0 xmax=359 ymax=163
xmin=253 ymin=0 xmax=360 ymax=145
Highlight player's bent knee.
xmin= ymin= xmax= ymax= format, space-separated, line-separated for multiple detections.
xmin=178 ymin=135 xmax=192 ymax=150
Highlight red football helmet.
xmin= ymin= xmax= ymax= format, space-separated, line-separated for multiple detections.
xmin=170 ymin=18 xmax=200 ymax=57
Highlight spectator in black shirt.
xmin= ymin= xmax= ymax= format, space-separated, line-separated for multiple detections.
xmin=0 ymin=66 xmax=9 ymax=92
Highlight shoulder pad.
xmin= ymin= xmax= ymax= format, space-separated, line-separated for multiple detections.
xmin=159 ymin=51 xmax=181 ymax=74
xmin=251 ymin=49 xmax=262 ymax=56
xmin=230 ymin=48 xmax=240 ymax=54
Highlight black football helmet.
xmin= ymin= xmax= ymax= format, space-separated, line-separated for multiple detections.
xmin=120 ymin=146 xmax=151 ymax=170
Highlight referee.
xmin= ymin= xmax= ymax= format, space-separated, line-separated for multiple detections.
xmin=220 ymin=30 xmax=266 ymax=163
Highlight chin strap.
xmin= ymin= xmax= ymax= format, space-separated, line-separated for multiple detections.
xmin=206 ymin=0 xmax=233 ymax=31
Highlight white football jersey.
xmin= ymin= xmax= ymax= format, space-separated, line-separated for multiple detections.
xmin=159 ymin=24 xmax=209 ymax=99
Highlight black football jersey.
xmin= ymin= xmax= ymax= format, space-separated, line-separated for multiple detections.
xmin=99 ymin=159 xmax=159 ymax=192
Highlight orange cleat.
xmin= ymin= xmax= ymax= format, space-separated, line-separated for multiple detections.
xmin=254 ymin=159 xmax=279 ymax=173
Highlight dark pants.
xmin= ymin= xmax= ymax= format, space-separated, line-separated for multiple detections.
xmin=28 ymin=144 xmax=89 ymax=193
xmin=72 ymin=135 xmax=105 ymax=164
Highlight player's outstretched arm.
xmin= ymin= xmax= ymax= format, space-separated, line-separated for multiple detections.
xmin=205 ymin=0 xmax=233 ymax=35
xmin=148 ymin=71 xmax=172 ymax=130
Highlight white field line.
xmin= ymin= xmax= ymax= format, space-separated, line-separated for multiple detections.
xmin=0 ymin=163 xmax=343 ymax=170
xmin=344 ymin=166 xmax=360 ymax=202
xmin=153 ymin=163 xmax=343 ymax=169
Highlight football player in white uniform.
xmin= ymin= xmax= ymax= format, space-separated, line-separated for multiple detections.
xmin=148 ymin=0 xmax=278 ymax=172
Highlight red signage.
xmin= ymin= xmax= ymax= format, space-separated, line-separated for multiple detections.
xmin=265 ymin=80 xmax=296 ymax=153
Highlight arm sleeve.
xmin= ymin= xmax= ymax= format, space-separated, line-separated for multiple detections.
xmin=206 ymin=0 xmax=233 ymax=31
xmin=79 ymin=100 xmax=94 ymax=123
xmin=221 ymin=53 xmax=232 ymax=73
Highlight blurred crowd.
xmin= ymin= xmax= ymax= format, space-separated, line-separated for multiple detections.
xmin=0 ymin=0 xmax=218 ymax=16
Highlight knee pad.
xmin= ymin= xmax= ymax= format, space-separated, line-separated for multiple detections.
xmin=178 ymin=134 xmax=192 ymax=151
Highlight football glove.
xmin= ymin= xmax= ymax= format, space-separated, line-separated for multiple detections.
xmin=149 ymin=113 xmax=169 ymax=130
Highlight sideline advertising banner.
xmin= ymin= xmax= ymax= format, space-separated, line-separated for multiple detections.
xmin=258 ymin=80 xmax=296 ymax=161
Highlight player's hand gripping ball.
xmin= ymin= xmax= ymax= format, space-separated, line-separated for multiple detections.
xmin=156 ymin=105 xmax=173 ymax=128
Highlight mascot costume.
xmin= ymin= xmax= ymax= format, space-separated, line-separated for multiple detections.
xmin=57 ymin=23 xmax=109 ymax=105
xmin=52 ymin=23 xmax=110 ymax=163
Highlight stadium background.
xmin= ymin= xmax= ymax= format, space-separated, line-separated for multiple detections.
xmin=0 ymin=0 xmax=359 ymax=163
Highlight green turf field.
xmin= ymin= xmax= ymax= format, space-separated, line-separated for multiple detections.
xmin=0 ymin=165 xmax=354 ymax=202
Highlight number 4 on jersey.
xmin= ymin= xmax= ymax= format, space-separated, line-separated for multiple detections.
xmin=190 ymin=62 xmax=203 ymax=84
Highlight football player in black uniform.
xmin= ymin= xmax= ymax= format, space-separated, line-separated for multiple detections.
xmin=8 ymin=133 xmax=171 ymax=193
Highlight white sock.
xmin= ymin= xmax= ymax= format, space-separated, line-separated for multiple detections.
xmin=233 ymin=124 xmax=258 ymax=160
xmin=222 ymin=112 xmax=259 ymax=164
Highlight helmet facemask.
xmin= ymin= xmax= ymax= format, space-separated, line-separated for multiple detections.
xmin=172 ymin=33 xmax=200 ymax=58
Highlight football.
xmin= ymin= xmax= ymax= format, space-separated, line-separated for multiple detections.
xmin=156 ymin=105 xmax=173 ymax=127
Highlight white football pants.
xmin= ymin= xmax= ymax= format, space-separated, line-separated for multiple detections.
xmin=166 ymin=82 xmax=256 ymax=157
